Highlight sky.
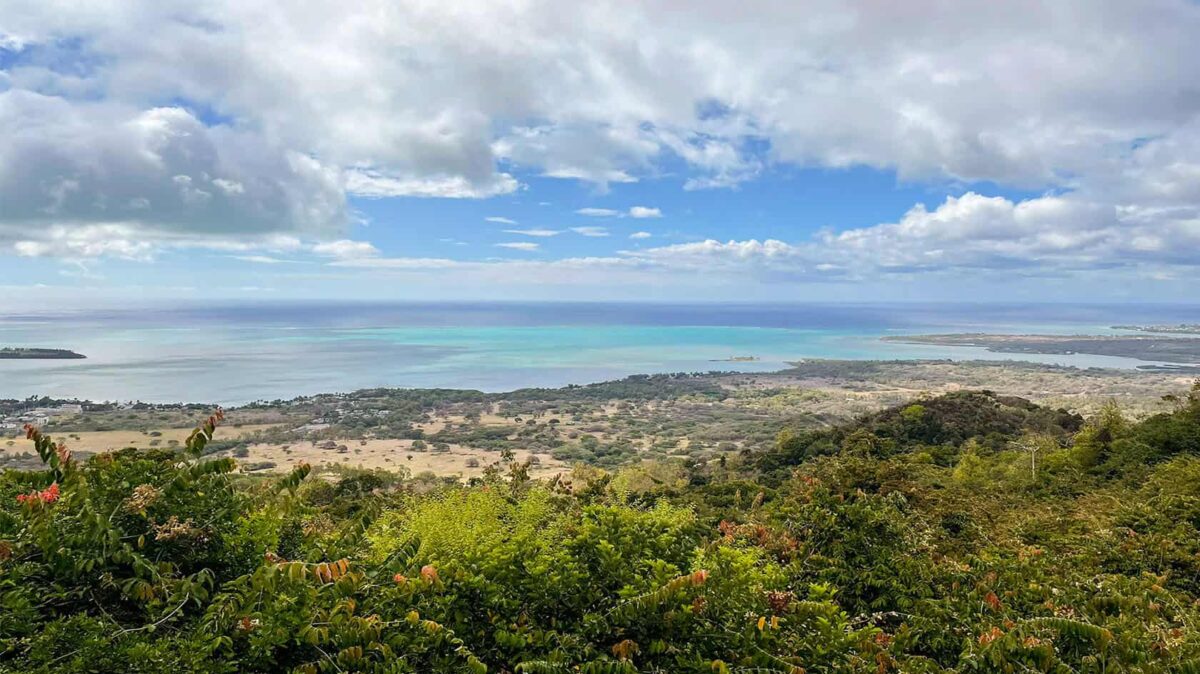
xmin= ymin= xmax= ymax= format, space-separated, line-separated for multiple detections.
xmin=1 ymin=1 xmax=1199 ymax=305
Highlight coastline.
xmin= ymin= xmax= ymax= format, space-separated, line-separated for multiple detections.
xmin=3 ymin=301 xmax=1199 ymax=404
xmin=0 ymin=347 xmax=86 ymax=360
xmin=882 ymin=333 xmax=1200 ymax=366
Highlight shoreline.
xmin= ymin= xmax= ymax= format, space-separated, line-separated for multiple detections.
xmin=882 ymin=333 xmax=1200 ymax=367
xmin=1 ymin=356 xmax=1190 ymax=409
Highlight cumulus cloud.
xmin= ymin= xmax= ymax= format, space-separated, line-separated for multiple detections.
xmin=0 ymin=91 xmax=346 ymax=256
xmin=12 ymin=225 xmax=155 ymax=260
xmin=2 ymin=0 xmax=1200 ymax=279
xmin=495 ymin=241 xmax=540 ymax=251
xmin=7 ymin=2 xmax=1200 ymax=195
xmin=485 ymin=216 xmax=517 ymax=224
xmin=571 ymin=226 xmax=610 ymax=237
xmin=325 ymin=174 xmax=1200 ymax=285
xmin=628 ymin=206 xmax=662 ymax=218
xmin=629 ymin=231 xmax=652 ymax=239
xmin=344 ymin=169 xmax=519 ymax=199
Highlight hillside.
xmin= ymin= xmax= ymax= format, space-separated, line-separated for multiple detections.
xmin=1 ymin=382 xmax=1199 ymax=673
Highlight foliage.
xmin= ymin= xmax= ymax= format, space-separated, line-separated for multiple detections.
xmin=3 ymin=383 xmax=1200 ymax=672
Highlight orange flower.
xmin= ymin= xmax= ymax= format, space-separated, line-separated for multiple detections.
xmin=690 ymin=569 xmax=709 ymax=586
xmin=984 ymin=591 xmax=1003 ymax=611
xmin=393 ymin=573 xmax=408 ymax=585
xmin=978 ymin=627 xmax=1003 ymax=645
xmin=611 ymin=639 xmax=639 ymax=660
xmin=420 ymin=565 xmax=438 ymax=582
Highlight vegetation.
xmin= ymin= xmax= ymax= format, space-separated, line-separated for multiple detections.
xmin=0 ymin=348 xmax=86 ymax=360
xmin=3 ymin=379 xmax=1200 ymax=672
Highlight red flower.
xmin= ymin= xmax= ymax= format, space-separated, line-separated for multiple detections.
xmin=16 ymin=483 xmax=59 ymax=506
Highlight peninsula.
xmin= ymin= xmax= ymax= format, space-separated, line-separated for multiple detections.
xmin=0 ymin=347 xmax=86 ymax=359
xmin=1113 ymin=324 xmax=1200 ymax=334
xmin=882 ymin=333 xmax=1200 ymax=365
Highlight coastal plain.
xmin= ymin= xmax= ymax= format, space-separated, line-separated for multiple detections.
xmin=3 ymin=359 xmax=1192 ymax=478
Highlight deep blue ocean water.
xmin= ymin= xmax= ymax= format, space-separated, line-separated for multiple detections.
xmin=1 ymin=301 xmax=1197 ymax=404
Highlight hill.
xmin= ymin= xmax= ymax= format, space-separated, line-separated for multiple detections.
xmin=1 ymin=383 xmax=1199 ymax=673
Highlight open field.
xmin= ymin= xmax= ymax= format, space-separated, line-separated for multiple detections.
xmin=1 ymin=423 xmax=279 ymax=454
xmin=220 ymin=438 xmax=567 ymax=479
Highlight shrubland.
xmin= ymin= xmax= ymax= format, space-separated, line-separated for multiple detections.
xmin=2 ymin=382 xmax=1200 ymax=673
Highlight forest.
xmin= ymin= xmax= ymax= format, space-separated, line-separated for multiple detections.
xmin=2 ymin=381 xmax=1199 ymax=673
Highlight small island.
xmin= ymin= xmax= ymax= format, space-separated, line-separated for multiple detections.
xmin=0 ymin=347 xmax=86 ymax=359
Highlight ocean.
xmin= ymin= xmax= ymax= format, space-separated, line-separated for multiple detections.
xmin=1 ymin=301 xmax=1197 ymax=405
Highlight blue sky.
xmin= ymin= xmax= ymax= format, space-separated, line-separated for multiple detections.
xmin=2 ymin=1 xmax=1199 ymax=305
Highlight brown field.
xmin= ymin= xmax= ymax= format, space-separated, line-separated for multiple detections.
xmin=1 ymin=420 xmax=567 ymax=478
xmin=1 ymin=423 xmax=279 ymax=456
xmin=218 ymin=438 xmax=567 ymax=479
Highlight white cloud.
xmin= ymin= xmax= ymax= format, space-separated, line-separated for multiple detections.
xmin=628 ymin=206 xmax=662 ymax=218
xmin=311 ymin=239 xmax=380 ymax=259
xmin=577 ymin=206 xmax=662 ymax=219
xmin=7 ymin=2 xmax=1200 ymax=198
xmin=2 ymin=0 xmax=1200 ymax=280
xmin=344 ymin=168 xmax=519 ymax=199
xmin=495 ymin=241 xmax=540 ymax=251
xmin=331 ymin=256 xmax=463 ymax=270
xmin=485 ymin=216 xmax=517 ymax=224
xmin=12 ymin=226 xmax=155 ymax=260
xmin=233 ymin=255 xmax=290 ymax=264
xmin=571 ymin=226 xmax=610 ymax=237
xmin=629 ymin=231 xmax=652 ymax=239
xmin=0 ymin=92 xmax=347 ymax=257
xmin=504 ymin=228 xmax=560 ymax=237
